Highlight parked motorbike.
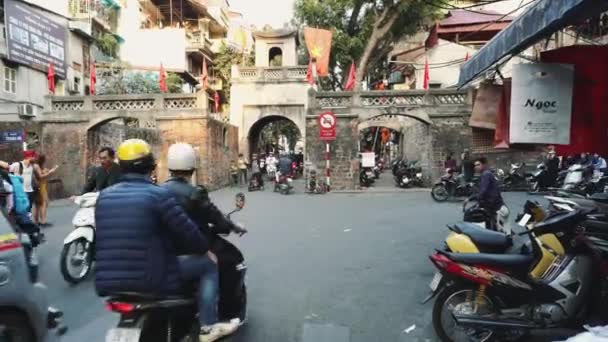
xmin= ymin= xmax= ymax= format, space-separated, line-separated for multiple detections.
xmin=247 ymin=174 xmax=264 ymax=192
xmin=462 ymin=198 xmax=511 ymax=234
xmin=395 ymin=162 xmax=424 ymax=188
xmin=431 ymin=169 xmax=478 ymax=202
xmin=501 ymin=163 xmax=532 ymax=191
xmin=104 ymin=194 xmax=248 ymax=342
xmin=305 ymin=170 xmax=327 ymax=194
xmin=426 ymin=208 xmax=608 ymax=342
xmin=60 ymin=192 xmax=98 ymax=284
xmin=527 ymin=162 xmax=547 ymax=192
xmin=274 ymin=172 xmax=294 ymax=195
xmin=360 ymin=168 xmax=375 ymax=187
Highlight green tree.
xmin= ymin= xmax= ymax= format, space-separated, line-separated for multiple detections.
xmin=214 ymin=42 xmax=255 ymax=102
xmin=293 ymin=0 xmax=442 ymax=90
xmin=97 ymin=65 xmax=183 ymax=95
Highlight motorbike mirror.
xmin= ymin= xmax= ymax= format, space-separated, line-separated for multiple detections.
xmin=235 ymin=193 xmax=245 ymax=210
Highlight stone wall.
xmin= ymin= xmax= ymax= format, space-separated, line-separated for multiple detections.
xmin=200 ymin=119 xmax=239 ymax=190
xmin=306 ymin=115 xmax=359 ymax=190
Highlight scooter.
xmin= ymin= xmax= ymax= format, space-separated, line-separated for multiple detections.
xmin=305 ymin=171 xmax=327 ymax=194
xmin=60 ymin=192 xmax=98 ymax=284
xmin=274 ymin=172 xmax=293 ymax=195
xmin=431 ymin=169 xmax=478 ymax=202
xmin=104 ymin=193 xmax=248 ymax=342
xmin=360 ymin=168 xmax=375 ymax=187
xmin=426 ymin=208 xmax=606 ymax=342
xmin=247 ymin=174 xmax=264 ymax=192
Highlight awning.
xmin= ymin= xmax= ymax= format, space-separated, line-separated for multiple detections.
xmin=458 ymin=0 xmax=608 ymax=87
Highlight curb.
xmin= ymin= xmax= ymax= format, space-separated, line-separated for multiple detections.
xmin=330 ymin=188 xmax=431 ymax=194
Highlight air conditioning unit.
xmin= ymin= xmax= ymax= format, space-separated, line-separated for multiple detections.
xmin=18 ymin=103 xmax=37 ymax=117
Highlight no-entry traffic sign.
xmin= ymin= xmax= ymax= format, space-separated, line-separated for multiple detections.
xmin=318 ymin=111 xmax=336 ymax=141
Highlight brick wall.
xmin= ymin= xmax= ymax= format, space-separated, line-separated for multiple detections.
xmin=200 ymin=118 xmax=238 ymax=190
xmin=306 ymin=116 xmax=359 ymax=190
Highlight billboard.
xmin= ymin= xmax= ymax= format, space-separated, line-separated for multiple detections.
xmin=4 ymin=0 xmax=67 ymax=78
xmin=509 ymin=63 xmax=574 ymax=145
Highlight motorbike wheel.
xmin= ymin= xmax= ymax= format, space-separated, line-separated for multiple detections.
xmin=432 ymin=284 xmax=495 ymax=342
xmin=431 ymin=184 xmax=450 ymax=202
xmin=60 ymin=237 xmax=93 ymax=284
xmin=0 ymin=312 xmax=35 ymax=342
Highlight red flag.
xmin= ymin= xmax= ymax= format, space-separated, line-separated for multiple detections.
xmin=465 ymin=52 xmax=469 ymax=61
xmin=201 ymin=59 xmax=208 ymax=89
xmin=303 ymin=27 xmax=332 ymax=77
xmin=344 ymin=62 xmax=356 ymax=91
xmin=159 ymin=63 xmax=167 ymax=93
xmin=422 ymin=56 xmax=430 ymax=90
xmin=305 ymin=59 xmax=314 ymax=85
xmin=47 ymin=63 xmax=55 ymax=94
xmin=89 ymin=60 xmax=96 ymax=95
xmin=214 ymin=91 xmax=220 ymax=113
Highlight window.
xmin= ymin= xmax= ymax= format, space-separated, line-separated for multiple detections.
xmin=471 ymin=128 xmax=495 ymax=154
xmin=4 ymin=67 xmax=16 ymax=94
xmin=269 ymin=47 xmax=283 ymax=67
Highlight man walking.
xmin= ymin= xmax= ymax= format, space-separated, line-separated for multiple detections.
xmin=237 ymin=154 xmax=248 ymax=186
xmin=475 ymin=157 xmax=504 ymax=230
xmin=82 ymin=147 xmax=121 ymax=193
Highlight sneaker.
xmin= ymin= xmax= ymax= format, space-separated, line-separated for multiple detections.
xmin=199 ymin=320 xmax=240 ymax=342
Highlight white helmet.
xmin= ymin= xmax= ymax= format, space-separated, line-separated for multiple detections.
xmin=167 ymin=143 xmax=196 ymax=171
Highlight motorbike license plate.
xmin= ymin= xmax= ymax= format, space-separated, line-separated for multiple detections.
xmin=429 ymin=272 xmax=442 ymax=291
xmin=106 ymin=328 xmax=141 ymax=342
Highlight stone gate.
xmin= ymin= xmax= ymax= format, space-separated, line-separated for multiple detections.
xmin=306 ymin=89 xmax=473 ymax=189
xmin=38 ymin=90 xmax=238 ymax=195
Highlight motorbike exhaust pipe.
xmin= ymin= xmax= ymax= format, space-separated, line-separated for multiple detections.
xmin=528 ymin=328 xmax=583 ymax=340
xmin=454 ymin=314 xmax=537 ymax=330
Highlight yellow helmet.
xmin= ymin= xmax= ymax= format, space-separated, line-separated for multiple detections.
xmin=117 ymin=139 xmax=156 ymax=174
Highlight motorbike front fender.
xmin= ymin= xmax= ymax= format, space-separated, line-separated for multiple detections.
xmin=64 ymin=226 xmax=95 ymax=245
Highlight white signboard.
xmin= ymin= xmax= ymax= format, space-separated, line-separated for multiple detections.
xmin=361 ymin=152 xmax=375 ymax=168
xmin=509 ymin=63 xmax=574 ymax=144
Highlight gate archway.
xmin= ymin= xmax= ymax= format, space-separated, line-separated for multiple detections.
xmin=247 ymin=115 xmax=302 ymax=157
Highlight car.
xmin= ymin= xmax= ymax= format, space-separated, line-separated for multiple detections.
xmin=0 ymin=210 xmax=65 ymax=341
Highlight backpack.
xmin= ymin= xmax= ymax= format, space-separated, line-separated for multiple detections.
xmin=16 ymin=162 xmax=39 ymax=192
xmin=8 ymin=174 xmax=30 ymax=215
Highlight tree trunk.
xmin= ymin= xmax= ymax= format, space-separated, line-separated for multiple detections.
xmin=354 ymin=3 xmax=406 ymax=91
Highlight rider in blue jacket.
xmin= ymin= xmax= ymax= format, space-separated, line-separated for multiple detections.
xmin=94 ymin=139 xmax=239 ymax=342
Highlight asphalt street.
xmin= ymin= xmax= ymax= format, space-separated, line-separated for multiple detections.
xmin=36 ymin=181 xmax=537 ymax=342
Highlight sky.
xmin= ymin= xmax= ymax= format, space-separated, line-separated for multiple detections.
xmin=229 ymin=0 xmax=296 ymax=29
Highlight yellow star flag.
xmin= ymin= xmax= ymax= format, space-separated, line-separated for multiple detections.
xmin=304 ymin=27 xmax=332 ymax=77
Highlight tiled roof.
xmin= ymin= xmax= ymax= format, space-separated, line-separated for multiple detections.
xmin=440 ymin=9 xmax=513 ymax=27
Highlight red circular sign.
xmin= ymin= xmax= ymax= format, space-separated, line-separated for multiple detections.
xmin=318 ymin=111 xmax=337 ymax=141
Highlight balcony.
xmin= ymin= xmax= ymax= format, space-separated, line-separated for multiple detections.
xmin=231 ymin=66 xmax=308 ymax=83
xmin=69 ymin=0 xmax=118 ymax=32
xmin=187 ymin=31 xmax=213 ymax=52
xmin=208 ymin=76 xmax=223 ymax=91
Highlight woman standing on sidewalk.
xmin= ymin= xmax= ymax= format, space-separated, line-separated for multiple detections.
xmin=33 ymin=154 xmax=58 ymax=227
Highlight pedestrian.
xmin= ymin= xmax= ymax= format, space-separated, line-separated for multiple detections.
xmin=592 ymin=153 xmax=607 ymax=171
xmin=229 ymin=160 xmax=239 ymax=186
xmin=250 ymin=154 xmax=262 ymax=186
xmin=544 ymin=150 xmax=560 ymax=189
xmin=33 ymin=154 xmax=58 ymax=227
xmin=444 ymin=152 xmax=457 ymax=171
xmin=474 ymin=157 xmax=504 ymax=230
xmin=237 ymin=154 xmax=248 ymax=185
xmin=80 ymin=147 xmax=121 ymax=194
xmin=10 ymin=150 xmax=41 ymax=212
xmin=461 ymin=149 xmax=475 ymax=182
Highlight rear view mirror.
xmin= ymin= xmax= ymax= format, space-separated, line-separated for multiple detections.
xmin=235 ymin=193 xmax=245 ymax=210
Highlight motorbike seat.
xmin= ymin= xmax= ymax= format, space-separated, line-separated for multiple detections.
xmin=532 ymin=209 xmax=590 ymax=235
xmin=444 ymin=251 xmax=535 ymax=271
xmin=108 ymin=292 xmax=195 ymax=308
xmin=590 ymin=193 xmax=608 ymax=204
xmin=453 ymin=222 xmax=512 ymax=250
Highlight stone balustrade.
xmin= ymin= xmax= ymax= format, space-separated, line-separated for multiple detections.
xmin=44 ymin=92 xmax=206 ymax=113
xmin=231 ymin=65 xmax=308 ymax=82
xmin=311 ymin=89 xmax=471 ymax=110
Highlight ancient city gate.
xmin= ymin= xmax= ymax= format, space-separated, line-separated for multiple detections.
xmin=38 ymin=90 xmax=238 ymax=195
xmin=306 ymin=89 xmax=473 ymax=190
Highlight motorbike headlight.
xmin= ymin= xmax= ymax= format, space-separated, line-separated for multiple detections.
xmin=416 ymin=173 xmax=422 ymax=178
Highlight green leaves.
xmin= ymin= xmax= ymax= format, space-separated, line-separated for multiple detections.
xmin=293 ymin=0 xmax=442 ymax=89
xmin=214 ymin=42 xmax=254 ymax=101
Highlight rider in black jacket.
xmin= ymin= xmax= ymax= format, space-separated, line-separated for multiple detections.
xmin=161 ymin=143 xmax=247 ymax=322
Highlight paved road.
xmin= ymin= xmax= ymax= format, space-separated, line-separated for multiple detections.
xmin=37 ymin=183 xmax=536 ymax=342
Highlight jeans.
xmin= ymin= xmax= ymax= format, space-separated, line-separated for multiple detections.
xmin=178 ymin=255 xmax=219 ymax=327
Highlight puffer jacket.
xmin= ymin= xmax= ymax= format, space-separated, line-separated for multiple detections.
xmin=161 ymin=177 xmax=234 ymax=243
xmin=94 ymin=174 xmax=208 ymax=297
